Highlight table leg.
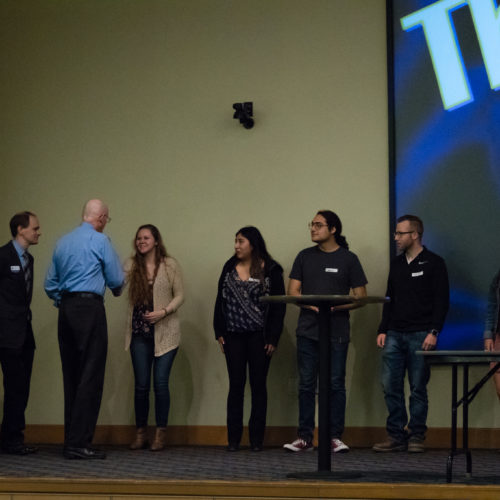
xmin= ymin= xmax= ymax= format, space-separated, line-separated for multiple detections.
xmin=447 ymin=364 xmax=458 ymax=483
xmin=286 ymin=303 xmax=361 ymax=480
xmin=317 ymin=304 xmax=331 ymax=472
xmin=463 ymin=364 xmax=472 ymax=478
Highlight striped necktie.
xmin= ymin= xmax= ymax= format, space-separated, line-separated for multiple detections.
xmin=22 ymin=252 xmax=31 ymax=295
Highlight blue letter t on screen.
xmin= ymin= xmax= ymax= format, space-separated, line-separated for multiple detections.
xmin=401 ymin=0 xmax=500 ymax=111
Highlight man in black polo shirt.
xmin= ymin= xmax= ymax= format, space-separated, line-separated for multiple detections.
xmin=373 ymin=215 xmax=449 ymax=453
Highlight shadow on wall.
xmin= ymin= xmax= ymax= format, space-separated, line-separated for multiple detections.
xmin=348 ymin=302 xmax=385 ymax=427
xmin=168 ymin=317 xmax=206 ymax=424
xmin=101 ymin=343 xmax=135 ymax=425
xmin=266 ymin=324 xmax=299 ymax=426
xmin=169 ymin=337 xmax=194 ymax=424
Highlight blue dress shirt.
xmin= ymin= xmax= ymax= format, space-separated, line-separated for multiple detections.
xmin=12 ymin=239 xmax=27 ymax=264
xmin=44 ymin=222 xmax=124 ymax=305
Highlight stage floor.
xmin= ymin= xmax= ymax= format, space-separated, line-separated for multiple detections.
xmin=1 ymin=444 xmax=499 ymax=485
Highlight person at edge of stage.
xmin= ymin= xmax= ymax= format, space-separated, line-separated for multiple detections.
xmin=44 ymin=199 xmax=124 ymax=460
xmin=214 ymin=226 xmax=286 ymax=452
xmin=283 ymin=210 xmax=367 ymax=453
xmin=483 ymin=269 xmax=500 ymax=400
xmin=124 ymin=224 xmax=184 ymax=452
xmin=373 ymin=214 xmax=449 ymax=453
xmin=0 ymin=211 xmax=41 ymax=455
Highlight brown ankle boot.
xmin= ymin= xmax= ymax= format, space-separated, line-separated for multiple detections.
xmin=150 ymin=427 xmax=166 ymax=451
xmin=129 ymin=427 xmax=148 ymax=450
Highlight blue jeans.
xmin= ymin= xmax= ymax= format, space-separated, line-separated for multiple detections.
xmin=130 ymin=336 xmax=178 ymax=428
xmin=381 ymin=330 xmax=430 ymax=442
xmin=297 ymin=336 xmax=348 ymax=442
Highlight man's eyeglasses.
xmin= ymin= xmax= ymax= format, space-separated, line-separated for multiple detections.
xmin=393 ymin=230 xmax=414 ymax=237
xmin=308 ymin=222 xmax=329 ymax=230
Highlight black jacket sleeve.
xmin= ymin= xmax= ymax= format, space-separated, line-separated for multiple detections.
xmin=430 ymin=255 xmax=449 ymax=332
xmin=213 ymin=258 xmax=235 ymax=340
xmin=263 ymin=261 xmax=286 ymax=346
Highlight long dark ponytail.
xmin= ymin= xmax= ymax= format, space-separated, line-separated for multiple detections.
xmin=316 ymin=210 xmax=349 ymax=249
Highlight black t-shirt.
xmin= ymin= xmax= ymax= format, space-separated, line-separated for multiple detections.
xmin=289 ymin=246 xmax=367 ymax=341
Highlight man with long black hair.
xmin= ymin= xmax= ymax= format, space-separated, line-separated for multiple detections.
xmin=284 ymin=210 xmax=367 ymax=453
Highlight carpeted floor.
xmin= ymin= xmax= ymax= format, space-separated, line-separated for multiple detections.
xmin=0 ymin=445 xmax=499 ymax=484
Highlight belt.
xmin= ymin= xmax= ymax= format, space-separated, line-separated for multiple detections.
xmin=61 ymin=292 xmax=103 ymax=302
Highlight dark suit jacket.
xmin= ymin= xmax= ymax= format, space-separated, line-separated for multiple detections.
xmin=0 ymin=241 xmax=35 ymax=349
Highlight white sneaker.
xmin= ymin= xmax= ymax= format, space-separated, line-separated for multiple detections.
xmin=283 ymin=438 xmax=314 ymax=452
xmin=331 ymin=438 xmax=349 ymax=453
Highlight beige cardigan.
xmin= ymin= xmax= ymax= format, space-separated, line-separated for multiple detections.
xmin=124 ymin=257 xmax=184 ymax=356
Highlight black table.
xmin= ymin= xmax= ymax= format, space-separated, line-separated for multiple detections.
xmin=262 ymin=294 xmax=388 ymax=479
xmin=418 ymin=350 xmax=500 ymax=483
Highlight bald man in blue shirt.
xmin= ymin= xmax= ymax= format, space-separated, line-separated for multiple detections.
xmin=45 ymin=199 xmax=124 ymax=459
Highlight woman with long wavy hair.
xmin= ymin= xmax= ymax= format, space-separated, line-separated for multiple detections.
xmin=214 ymin=226 xmax=285 ymax=451
xmin=125 ymin=224 xmax=184 ymax=451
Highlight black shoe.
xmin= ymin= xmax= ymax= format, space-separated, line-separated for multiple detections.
xmin=226 ymin=443 xmax=239 ymax=452
xmin=407 ymin=438 xmax=425 ymax=453
xmin=372 ymin=438 xmax=407 ymax=452
xmin=2 ymin=444 xmax=38 ymax=455
xmin=250 ymin=444 xmax=263 ymax=452
xmin=63 ymin=446 xmax=106 ymax=459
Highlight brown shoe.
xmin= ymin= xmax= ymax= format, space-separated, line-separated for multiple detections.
xmin=129 ymin=427 xmax=149 ymax=450
xmin=372 ymin=438 xmax=407 ymax=452
xmin=150 ymin=427 xmax=166 ymax=451
xmin=408 ymin=438 xmax=425 ymax=453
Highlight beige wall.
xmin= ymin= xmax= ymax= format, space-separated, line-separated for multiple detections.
xmin=3 ymin=0 xmax=491 ymax=436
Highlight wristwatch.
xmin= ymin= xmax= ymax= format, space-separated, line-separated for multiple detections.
xmin=429 ymin=329 xmax=439 ymax=337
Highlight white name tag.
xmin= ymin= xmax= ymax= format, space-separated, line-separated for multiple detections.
xmin=412 ymin=271 xmax=424 ymax=277
xmin=248 ymin=277 xmax=260 ymax=282
xmin=10 ymin=265 xmax=21 ymax=272
xmin=325 ymin=268 xmax=338 ymax=273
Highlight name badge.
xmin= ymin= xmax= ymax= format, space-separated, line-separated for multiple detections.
xmin=10 ymin=265 xmax=21 ymax=272
xmin=248 ymin=277 xmax=260 ymax=282
xmin=325 ymin=268 xmax=338 ymax=273
xmin=412 ymin=271 xmax=424 ymax=277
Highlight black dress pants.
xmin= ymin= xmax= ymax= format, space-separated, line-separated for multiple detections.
xmin=58 ymin=295 xmax=107 ymax=448
xmin=0 ymin=329 xmax=34 ymax=448
xmin=223 ymin=330 xmax=271 ymax=447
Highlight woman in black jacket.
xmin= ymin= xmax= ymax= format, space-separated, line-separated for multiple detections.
xmin=214 ymin=226 xmax=286 ymax=451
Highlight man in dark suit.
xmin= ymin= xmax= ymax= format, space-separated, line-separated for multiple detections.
xmin=0 ymin=211 xmax=41 ymax=454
